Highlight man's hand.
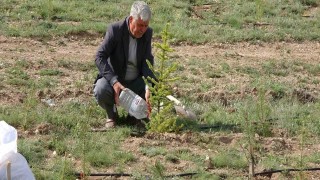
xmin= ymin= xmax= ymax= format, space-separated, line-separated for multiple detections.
xmin=113 ymin=82 xmax=125 ymax=105
xmin=145 ymin=89 xmax=152 ymax=117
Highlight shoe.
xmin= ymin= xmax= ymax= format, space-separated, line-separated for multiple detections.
xmin=105 ymin=119 xmax=115 ymax=128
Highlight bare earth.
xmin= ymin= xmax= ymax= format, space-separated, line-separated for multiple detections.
xmin=1 ymin=35 xmax=320 ymax=179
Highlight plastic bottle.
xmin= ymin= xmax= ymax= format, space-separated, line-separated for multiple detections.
xmin=119 ymin=88 xmax=148 ymax=119
xmin=0 ymin=121 xmax=18 ymax=158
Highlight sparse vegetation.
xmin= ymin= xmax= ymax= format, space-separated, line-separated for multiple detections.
xmin=0 ymin=0 xmax=320 ymax=179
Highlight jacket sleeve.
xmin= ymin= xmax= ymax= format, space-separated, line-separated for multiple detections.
xmin=95 ymin=26 xmax=118 ymax=83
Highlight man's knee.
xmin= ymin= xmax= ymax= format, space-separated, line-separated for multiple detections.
xmin=93 ymin=78 xmax=114 ymax=106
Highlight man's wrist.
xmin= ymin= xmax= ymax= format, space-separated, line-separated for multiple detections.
xmin=110 ymin=76 xmax=118 ymax=86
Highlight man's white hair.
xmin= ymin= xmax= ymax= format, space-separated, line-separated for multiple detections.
xmin=130 ymin=1 xmax=151 ymax=21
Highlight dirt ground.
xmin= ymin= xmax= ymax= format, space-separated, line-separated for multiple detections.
xmin=1 ymin=35 xmax=320 ymax=104
xmin=1 ymin=35 xmax=320 ymax=179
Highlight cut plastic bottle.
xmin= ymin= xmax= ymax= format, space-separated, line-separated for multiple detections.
xmin=119 ymin=88 xmax=148 ymax=119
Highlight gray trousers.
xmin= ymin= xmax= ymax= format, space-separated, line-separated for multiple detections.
xmin=93 ymin=76 xmax=146 ymax=120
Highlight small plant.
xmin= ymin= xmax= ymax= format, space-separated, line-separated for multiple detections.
xmin=56 ymin=155 xmax=74 ymax=180
xmin=5 ymin=67 xmax=30 ymax=80
xmin=140 ymin=147 xmax=167 ymax=157
xmin=255 ymin=0 xmax=265 ymax=21
xmin=149 ymin=160 xmax=166 ymax=179
xmin=255 ymin=87 xmax=272 ymax=136
xmin=144 ymin=24 xmax=182 ymax=133
xmin=241 ymin=110 xmax=257 ymax=178
xmin=238 ymin=87 xmax=270 ymax=178
xmin=211 ymin=149 xmax=247 ymax=169
xmin=297 ymin=115 xmax=310 ymax=179
xmin=73 ymin=118 xmax=91 ymax=178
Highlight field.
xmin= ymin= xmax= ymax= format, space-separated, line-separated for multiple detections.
xmin=1 ymin=0 xmax=320 ymax=179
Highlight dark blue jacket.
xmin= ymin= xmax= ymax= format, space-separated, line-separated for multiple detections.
xmin=95 ymin=17 xmax=155 ymax=84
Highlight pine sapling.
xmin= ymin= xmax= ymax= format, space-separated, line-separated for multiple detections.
xmin=144 ymin=24 xmax=182 ymax=133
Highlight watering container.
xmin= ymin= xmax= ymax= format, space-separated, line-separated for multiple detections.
xmin=119 ymin=88 xmax=148 ymax=119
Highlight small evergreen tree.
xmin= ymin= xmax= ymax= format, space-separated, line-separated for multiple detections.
xmin=144 ymin=24 xmax=182 ymax=133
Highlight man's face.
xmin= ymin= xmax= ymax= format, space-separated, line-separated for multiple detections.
xmin=129 ymin=16 xmax=149 ymax=38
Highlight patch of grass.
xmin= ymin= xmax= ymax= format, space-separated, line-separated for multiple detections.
xmin=206 ymin=71 xmax=224 ymax=79
xmin=74 ymin=62 xmax=96 ymax=72
xmin=36 ymin=77 xmax=58 ymax=88
xmin=37 ymin=59 xmax=49 ymax=67
xmin=305 ymin=63 xmax=320 ymax=75
xmin=201 ymin=103 xmax=240 ymax=127
xmin=236 ymin=66 xmax=260 ymax=77
xmin=2 ymin=95 xmax=43 ymax=130
xmin=173 ymin=148 xmax=203 ymax=165
xmin=269 ymin=82 xmax=288 ymax=99
xmin=6 ymin=78 xmax=33 ymax=87
xmin=78 ymin=129 xmax=135 ymax=168
xmin=312 ymin=79 xmax=320 ymax=84
xmin=271 ymin=99 xmax=320 ymax=136
xmin=1 ymin=0 xmax=319 ymax=42
xmin=262 ymin=60 xmax=290 ymax=77
xmin=57 ymin=59 xmax=95 ymax=72
xmin=73 ymin=124 xmax=133 ymax=169
xmin=15 ymin=59 xmax=32 ymax=69
xmin=260 ymin=154 xmax=290 ymax=170
xmin=140 ymin=147 xmax=167 ymax=157
xmin=148 ymin=160 xmax=166 ymax=179
xmin=220 ymin=62 xmax=231 ymax=72
xmin=237 ymin=87 xmax=273 ymax=137
xmin=18 ymin=139 xmax=47 ymax=166
xmin=86 ymin=151 xmax=115 ymax=167
xmin=47 ymin=134 xmax=69 ymax=156
xmin=165 ymin=154 xmax=179 ymax=163
xmin=51 ymin=158 xmax=75 ymax=180
xmin=5 ymin=67 xmax=30 ymax=80
xmin=250 ymin=79 xmax=290 ymax=99
xmin=39 ymin=69 xmax=63 ymax=76
xmin=306 ymin=152 xmax=320 ymax=164
xmin=211 ymin=149 xmax=247 ymax=169
xmin=57 ymin=59 xmax=72 ymax=68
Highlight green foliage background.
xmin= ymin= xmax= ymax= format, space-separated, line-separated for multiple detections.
xmin=0 ymin=0 xmax=319 ymax=43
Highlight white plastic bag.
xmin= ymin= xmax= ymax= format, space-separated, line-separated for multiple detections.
xmin=0 ymin=121 xmax=35 ymax=180
xmin=0 ymin=152 xmax=35 ymax=180
xmin=0 ymin=121 xmax=17 ymax=158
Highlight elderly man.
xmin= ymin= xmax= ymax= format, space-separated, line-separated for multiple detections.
xmin=94 ymin=1 xmax=155 ymax=128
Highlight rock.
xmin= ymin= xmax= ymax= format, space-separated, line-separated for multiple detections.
xmin=204 ymin=155 xmax=214 ymax=170
xmin=35 ymin=122 xmax=52 ymax=135
xmin=174 ymin=105 xmax=197 ymax=120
